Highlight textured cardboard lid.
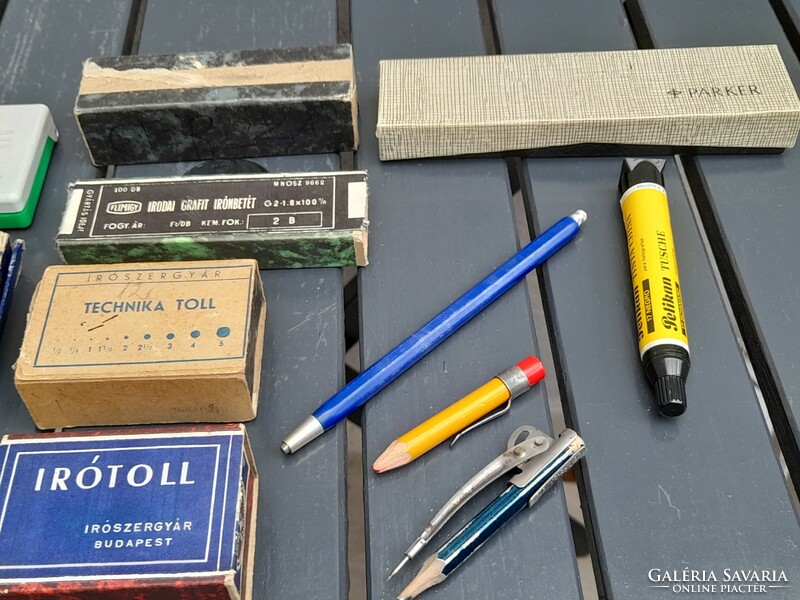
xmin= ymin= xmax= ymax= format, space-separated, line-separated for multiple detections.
xmin=377 ymin=45 xmax=800 ymax=159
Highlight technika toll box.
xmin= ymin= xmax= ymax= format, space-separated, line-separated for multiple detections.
xmin=0 ymin=424 xmax=258 ymax=600
xmin=75 ymin=44 xmax=358 ymax=165
xmin=14 ymin=260 xmax=266 ymax=429
xmin=57 ymin=171 xmax=369 ymax=269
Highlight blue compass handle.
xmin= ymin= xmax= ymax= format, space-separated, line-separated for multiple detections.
xmin=434 ymin=427 xmax=585 ymax=578
xmin=436 ymin=482 xmax=534 ymax=577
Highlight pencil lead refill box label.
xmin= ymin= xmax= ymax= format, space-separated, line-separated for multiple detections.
xmin=75 ymin=45 xmax=358 ymax=165
xmin=57 ymin=171 xmax=369 ymax=269
xmin=14 ymin=260 xmax=266 ymax=429
xmin=376 ymin=45 xmax=800 ymax=160
xmin=0 ymin=424 xmax=258 ymax=600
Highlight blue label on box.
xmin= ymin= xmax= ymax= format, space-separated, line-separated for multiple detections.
xmin=0 ymin=428 xmax=246 ymax=582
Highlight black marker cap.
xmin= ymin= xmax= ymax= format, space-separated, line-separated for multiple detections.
xmin=654 ymin=375 xmax=687 ymax=417
xmin=643 ymin=345 xmax=690 ymax=417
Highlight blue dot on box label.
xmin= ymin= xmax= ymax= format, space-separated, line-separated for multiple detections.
xmin=144 ymin=334 xmax=151 ymax=340
xmin=124 ymin=335 xmax=129 ymax=340
xmin=191 ymin=330 xmax=201 ymax=338
xmin=166 ymin=333 xmax=175 ymax=340
xmin=216 ymin=327 xmax=231 ymax=338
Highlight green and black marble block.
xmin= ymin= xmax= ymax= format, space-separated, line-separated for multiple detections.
xmin=58 ymin=171 xmax=369 ymax=269
xmin=75 ymin=45 xmax=359 ymax=166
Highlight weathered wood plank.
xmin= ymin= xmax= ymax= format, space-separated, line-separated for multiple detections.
xmin=352 ymin=2 xmax=582 ymax=599
xmin=114 ymin=1 xmax=348 ymax=598
xmin=637 ymin=0 xmax=800 ymax=489
xmin=496 ymin=0 xmax=800 ymax=598
xmin=0 ymin=0 xmax=134 ymax=434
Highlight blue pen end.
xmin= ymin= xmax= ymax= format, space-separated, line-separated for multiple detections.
xmin=571 ymin=210 xmax=587 ymax=226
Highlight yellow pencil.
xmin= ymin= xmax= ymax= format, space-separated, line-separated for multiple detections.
xmin=372 ymin=357 xmax=545 ymax=473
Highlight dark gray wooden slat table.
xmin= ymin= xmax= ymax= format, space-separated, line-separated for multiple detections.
xmin=112 ymin=1 xmax=349 ymax=598
xmin=0 ymin=0 xmax=133 ymax=434
xmin=351 ymin=3 xmax=582 ymax=600
xmin=637 ymin=0 xmax=800 ymax=488
xmin=4 ymin=2 xmax=800 ymax=600
xmin=777 ymin=0 xmax=800 ymax=55
xmin=495 ymin=1 xmax=800 ymax=598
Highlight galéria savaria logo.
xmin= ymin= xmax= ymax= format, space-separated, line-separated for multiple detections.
xmin=648 ymin=569 xmax=789 ymax=594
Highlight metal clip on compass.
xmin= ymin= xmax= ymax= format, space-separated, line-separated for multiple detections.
xmin=392 ymin=425 xmax=587 ymax=600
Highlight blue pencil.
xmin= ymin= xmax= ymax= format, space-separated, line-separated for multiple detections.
xmin=0 ymin=239 xmax=24 ymax=339
xmin=281 ymin=210 xmax=587 ymax=454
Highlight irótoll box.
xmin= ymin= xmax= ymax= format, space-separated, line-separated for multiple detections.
xmin=0 ymin=424 xmax=257 ymax=600
xmin=14 ymin=260 xmax=266 ymax=429
xmin=57 ymin=171 xmax=369 ymax=269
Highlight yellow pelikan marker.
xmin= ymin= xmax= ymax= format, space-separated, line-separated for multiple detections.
xmin=619 ymin=159 xmax=690 ymax=416
xmin=372 ymin=357 xmax=545 ymax=473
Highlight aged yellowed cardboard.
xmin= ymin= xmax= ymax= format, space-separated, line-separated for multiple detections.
xmin=15 ymin=260 xmax=266 ymax=428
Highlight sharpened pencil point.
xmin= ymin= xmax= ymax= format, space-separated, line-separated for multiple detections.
xmin=373 ymin=440 xmax=412 ymax=473
xmin=399 ymin=554 xmax=446 ymax=599
xmin=387 ymin=556 xmax=410 ymax=581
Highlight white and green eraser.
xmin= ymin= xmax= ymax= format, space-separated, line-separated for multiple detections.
xmin=0 ymin=104 xmax=58 ymax=229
